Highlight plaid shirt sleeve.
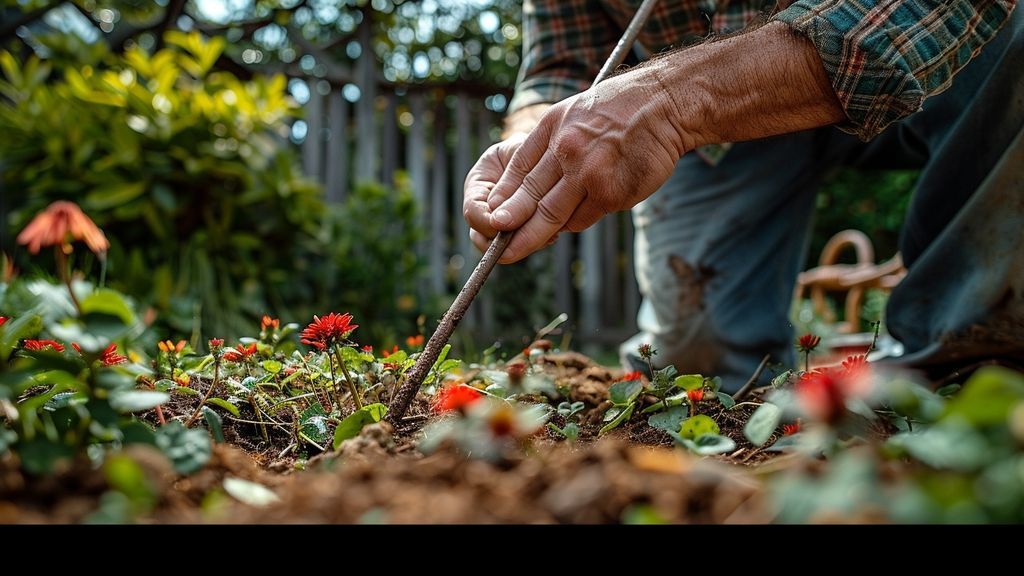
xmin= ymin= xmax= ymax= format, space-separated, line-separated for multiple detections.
xmin=773 ymin=0 xmax=1017 ymax=140
xmin=508 ymin=0 xmax=621 ymax=114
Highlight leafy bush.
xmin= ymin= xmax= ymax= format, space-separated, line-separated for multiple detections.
xmin=0 ymin=32 xmax=423 ymax=343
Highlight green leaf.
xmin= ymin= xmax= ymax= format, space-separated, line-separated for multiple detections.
xmin=155 ymin=421 xmax=211 ymax=475
xmin=484 ymin=383 xmax=509 ymax=398
xmin=109 ymin=390 xmax=169 ymax=413
xmin=648 ymin=405 xmax=689 ymax=434
xmin=18 ymin=438 xmax=75 ymax=475
xmin=206 ymin=398 xmax=240 ymax=417
xmin=599 ymin=402 xmax=635 ymax=435
xmin=332 ymin=403 xmax=387 ymax=449
xmin=674 ymin=374 xmax=704 ymax=391
xmin=609 ymin=379 xmax=643 ymax=405
xmin=672 ymin=433 xmax=736 ymax=455
xmin=0 ymin=428 xmax=18 ymax=452
xmin=652 ymin=365 xmax=678 ymax=390
xmin=766 ymin=434 xmax=802 ymax=453
xmin=717 ymin=392 xmax=736 ymax=410
xmin=679 ymin=414 xmax=720 ymax=439
xmin=202 ymin=407 xmax=225 ymax=443
xmin=261 ymin=360 xmax=282 ymax=374
xmin=104 ymin=453 xmax=156 ymax=514
xmin=886 ymin=423 xmax=991 ymax=471
xmin=0 ymin=314 xmax=42 ymax=355
xmin=85 ymin=181 xmax=146 ymax=211
xmin=79 ymin=289 xmax=136 ymax=326
xmin=744 ymin=402 xmax=781 ymax=446
xmin=120 ymin=421 xmax=156 ymax=446
xmin=300 ymin=403 xmax=329 ymax=445
xmin=223 ymin=477 xmax=280 ymax=507
xmin=943 ymin=366 xmax=1024 ymax=426
xmin=95 ymin=369 xmax=136 ymax=391
xmin=771 ymin=370 xmax=794 ymax=388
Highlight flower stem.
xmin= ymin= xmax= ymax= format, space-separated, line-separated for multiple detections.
xmin=335 ymin=346 xmax=363 ymax=410
xmin=185 ymin=359 xmax=220 ymax=428
xmin=55 ymin=245 xmax=81 ymax=314
xmin=325 ymin=351 xmax=342 ymax=410
xmin=804 ymin=350 xmax=810 ymax=373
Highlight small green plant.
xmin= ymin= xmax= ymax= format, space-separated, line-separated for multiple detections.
xmin=547 ymin=401 xmax=584 ymax=442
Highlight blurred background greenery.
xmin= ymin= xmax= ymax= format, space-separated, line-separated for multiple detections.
xmin=0 ymin=0 xmax=914 ymax=348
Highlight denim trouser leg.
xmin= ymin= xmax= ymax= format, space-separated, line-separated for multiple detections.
xmin=620 ymin=132 xmax=829 ymax=392
xmin=882 ymin=9 xmax=1024 ymax=367
xmin=620 ymin=10 xmax=1024 ymax=391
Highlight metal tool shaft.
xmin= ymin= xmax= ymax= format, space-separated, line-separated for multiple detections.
xmin=387 ymin=0 xmax=660 ymax=422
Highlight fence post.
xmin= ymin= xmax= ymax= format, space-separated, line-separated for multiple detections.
xmin=452 ymin=92 xmax=475 ymax=327
xmin=355 ymin=18 xmax=376 ymax=184
xmin=381 ymin=92 xmax=399 ymax=186
xmin=408 ymin=91 xmax=428 ymax=260
xmin=623 ymin=214 xmax=640 ymax=333
xmin=579 ymin=223 xmax=603 ymax=354
xmin=302 ymin=87 xmax=324 ymax=182
xmin=325 ymin=89 xmax=349 ymax=203
xmin=429 ymin=103 xmax=449 ymax=297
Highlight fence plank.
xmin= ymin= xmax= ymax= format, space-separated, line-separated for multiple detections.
xmin=452 ymin=92 xmax=476 ymax=327
xmin=354 ymin=20 xmax=376 ymax=183
xmin=429 ymin=106 xmax=449 ymax=297
xmin=579 ymin=224 xmax=603 ymax=352
xmin=302 ymin=89 xmax=324 ymax=182
xmin=476 ymin=103 xmax=496 ymax=337
xmin=623 ymin=214 xmax=640 ymax=333
xmin=325 ymin=90 xmax=349 ymax=203
xmin=555 ymin=235 xmax=574 ymax=326
xmin=603 ymin=214 xmax=622 ymax=326
xmin=408 ymin=92 xmax=428 ymax=237
xmin=381 ymin=92 xmax=398 ymax=186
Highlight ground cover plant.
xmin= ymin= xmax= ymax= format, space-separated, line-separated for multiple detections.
xmin=2 ymin=201 xmax=1023 ymax=524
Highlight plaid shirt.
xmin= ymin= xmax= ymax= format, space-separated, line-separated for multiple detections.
xmin=509 ymin=0 xmax=1017 ymax=140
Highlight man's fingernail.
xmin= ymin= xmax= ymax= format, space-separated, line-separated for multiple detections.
xmin=493 ymin=208 xmax=512 ymax=226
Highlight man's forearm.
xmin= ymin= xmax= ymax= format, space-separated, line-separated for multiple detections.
xmin=649 ymin=21 xmax=846 ymax=150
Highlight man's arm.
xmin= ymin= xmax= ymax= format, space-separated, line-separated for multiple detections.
xmin=773 ymin=0 xmax=1016 ymax=139
xmin=475 ymin=21 xmax=844 ymax=262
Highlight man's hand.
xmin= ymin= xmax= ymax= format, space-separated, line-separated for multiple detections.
xmin=478 ymin=69 xmax=693 ymax=263
xmin=466 ymin=21 xmax=845 ymax=263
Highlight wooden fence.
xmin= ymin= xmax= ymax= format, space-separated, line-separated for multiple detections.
xmin=298 ymin=80 xmax=639 ymax=353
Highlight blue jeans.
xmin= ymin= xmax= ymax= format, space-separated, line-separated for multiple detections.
xmin=620 ymin=10 xmax=1024 ymax=392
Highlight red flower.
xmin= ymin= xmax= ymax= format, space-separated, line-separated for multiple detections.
xmin=361 ymin=345 xmax=373 ymax=353
xmin=223 ymin=343 xmax=258 ymax=363
xmin=796 ymin=333 xmax=821 ymax=353
xmin=406 ymin=334 xmax=424 ymax=348
xmin=209 ymin=338 xmax=224 ymax=350
xmin=842 ymin=354 xmax=868 ymax=375
xmin=260 ymin=315 xmax=280 ymax=331
xmin=795 ymin=367 xmax=871 ymax=425
xmin=782 ymin=419 xmax=802 ymax=436
xmin=24 ymin=339 xmax=65 ymax=352
xmin=0 ymin=316 xmax=8 ymax=328
xmin=687 ymin=388 xmax=705 ymax=403
xmin=16 ymin=201 xmax=109 ymax=255
xmin=99 ymin=343 xmax=128 ymax=366
xmin=381 ymin=344 xmax=400 ymax=358
xmin=158 ymin=340 xmax=186 ymax=354
xmin=382 ymin=362 xmax=400 ymax=371
xmin=432 ymin=383 xmax=484 ymax=414
xmin=300 ymin=312 xmax=358 ymax=350
xmin=617 ymin=371 xmax=644 ymax=382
